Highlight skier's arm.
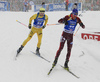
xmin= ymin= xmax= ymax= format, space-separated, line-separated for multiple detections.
xmin=77 ymin=17 xmax=85 ymax=29
xmin=58 ymin=15 xmax=69 ymax=24
xmin=28 ymin=14 xmax=37 ymax=29
xmin=29 ymin=14 xmax=37 ymax=25
xmin=44 ymin=15 xmax=48 ymax=26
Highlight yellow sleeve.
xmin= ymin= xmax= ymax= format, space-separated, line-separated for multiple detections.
xmin=44 ymin=15 xmax=48 ymax=26
xmin=29 ymin=14 xmax=37 ymax=24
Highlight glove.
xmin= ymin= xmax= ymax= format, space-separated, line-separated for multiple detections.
xmin=82 ymin=25 xmax=85 ymax=29
xmin=58 ymin=18 xmax=65 ymax=23
xmin=28 ymin=24 xmax=31 ymax=29
xmin=42 ymin=25 xmax=46 ymax=29
xmin=80 ymin=23 xmax=85 ymax=29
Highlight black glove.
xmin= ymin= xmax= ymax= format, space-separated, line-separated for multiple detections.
xmin=80 ymin=23 xmax=85 ymax=29
xmin=82 ymin=25 xmax=85 ymax=29
xmin=42 ymin=25 xmax=46 ymax=29
xmin=28 ymin=24 xmax=31 ymax=29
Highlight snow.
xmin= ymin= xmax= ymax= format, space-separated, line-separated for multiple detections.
xmin=0 ymin=11 xmax=100 ymax=82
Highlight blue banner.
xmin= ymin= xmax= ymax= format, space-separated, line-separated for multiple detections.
xmin=49 ymin=3 xmax=66 ymax=11
xmin=34 ymin=3 xmax=65 ymax=12
xmin=77 ymin=3 xmax=81 ymax=11
xmin=34 ymin=4 xmax=48 ymax=12
xmin=68 ymin=3 xmax=81 ymax=11
xmin=48 ymin=4 xmax=53 ymax=11
xmin=0 ymin=1 xmax=10 ymax=11
xmin=34 ymin=3 xmax=81 ymax=12
xmin=34 ymin=5 xmax=42 ymax=12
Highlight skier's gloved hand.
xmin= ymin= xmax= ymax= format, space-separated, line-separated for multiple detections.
xmin=58 ymin=18 xmax=65 ymax=23
xmin=80 ymin=23 xmax=85 ymax=29
xmin=28 ymin=24 xmax=31 ymax=29
xmin=82 ymin=25 xmax=85 ymax=29
xmin=42 ymin=25 xmax=46 ymax=29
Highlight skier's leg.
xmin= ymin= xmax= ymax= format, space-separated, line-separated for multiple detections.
xmin=17 ymin=30 xmax=34 ymax=54
xmin=53 ymin=33 xmax=66 ymax=66
xmin=66 ymin=41 xmax=73 ymax=61
xmin=64 ymin=35 xmax=73 ymax=68
xmin=22 ymin=31 xmax=34 ymax=46
xmin=36 ymin=28 xmax=42 ymax=55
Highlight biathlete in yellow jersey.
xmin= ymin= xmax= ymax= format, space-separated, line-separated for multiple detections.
xmin=17 ymin=8 xmax=48 ymax=55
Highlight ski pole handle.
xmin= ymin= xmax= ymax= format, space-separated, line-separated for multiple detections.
xmin=16 ymin=20 xmax=28 ymax=27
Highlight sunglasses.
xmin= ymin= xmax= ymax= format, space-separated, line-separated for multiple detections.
xmin=72 ymin=13 xmax=77 ymax=16
xmin=39 ymin=12 xmax=45 ymax=14
xmin=72 ymin=12 xmax=78 ymax=15
xmin=74 ymin=14 xmax=77 ymax=16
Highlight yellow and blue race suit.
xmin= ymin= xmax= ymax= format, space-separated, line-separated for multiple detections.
xmin=22 ymin=13 xmax=48 ymax=48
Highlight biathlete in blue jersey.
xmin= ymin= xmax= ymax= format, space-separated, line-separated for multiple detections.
xmin=52 ymin=9 xmax=85 ymax=70
xmin=17 ymin=8 xmax=48 ymax=56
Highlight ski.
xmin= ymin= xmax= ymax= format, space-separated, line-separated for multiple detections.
xmin=15 ymin=53 xmax=19 ymax=60
xmin=60 ymin=65 xmax=80 ymax=78
xmin=30 ymin=51 xmax=55 ymax=75
xmin=15 ymin=51 xmax=79 ymax=78
xmin=30 ymin=51 xmax=50 ymax=63
xmin=48 ymin=64 xmax=79 ymax=78
xmin=48 ymin=65 xmax=55 ymax=75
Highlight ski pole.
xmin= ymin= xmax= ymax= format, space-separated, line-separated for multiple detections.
xmin=16 ymin=20 xmax=28 ymax=27
xmin=16 ymin=20 xmax=62 ymax=27
xmin=47 ymin=23 xmax=61 ymax=26
xmin=74 ymin=26 xmax=80 ymax=36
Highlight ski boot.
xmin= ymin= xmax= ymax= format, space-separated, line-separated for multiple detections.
xmin=17 ymin=45 xmax=24 ymax=55
xmin=52 ymin=57 xmax=58 ymax=67
xmin=64 ymin=60 xmax=69 ymax=71
xmin=36 ymin=47 xmax=40 ymax=56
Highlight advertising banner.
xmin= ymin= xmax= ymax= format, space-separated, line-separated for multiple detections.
xmin=81 ymin=33 xmax=100 ymax=41
xmin=34 ymin=3 xmax=65 ymax=12
xmin=0 ymin=1 xmax=10 ymax=11
xmin=34 ymin=3 xmax=81 ymax=12
xmin=34 ymin=4 xmax=49 ymax=12
xmin=49 ymin=3 xmax=66 ymax=11
xmin=34 ymin=5 xmax=42 ymax=12
xmin=68 ymin=3 xmax=82 ymax=11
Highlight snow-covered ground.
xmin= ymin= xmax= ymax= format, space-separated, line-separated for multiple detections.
xmin=0 ymin=11 xmax=100 ymax=82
